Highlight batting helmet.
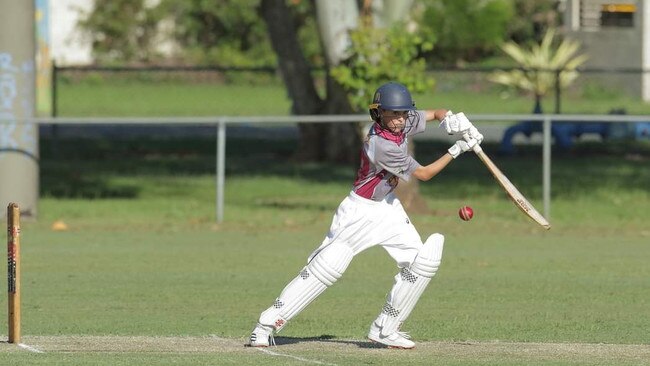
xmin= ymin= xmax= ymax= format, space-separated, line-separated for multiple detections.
xmin=369 ymin=82 xmax=416 ymax=123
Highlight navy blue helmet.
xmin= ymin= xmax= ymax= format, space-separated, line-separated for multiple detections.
xmin=369 ymin=82 xmax=416 ymax=122
xmin=369 ymin=82 xmax=418 ymax=132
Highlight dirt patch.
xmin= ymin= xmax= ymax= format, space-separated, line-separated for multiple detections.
xmin=1 ymin=335 xmax=244 ymax=353
xmin=1 ymin=336 xmax=649 ymax=363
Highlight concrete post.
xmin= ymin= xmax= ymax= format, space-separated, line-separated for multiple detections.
xmin=0 ymin=0 xmax=39 ymax=218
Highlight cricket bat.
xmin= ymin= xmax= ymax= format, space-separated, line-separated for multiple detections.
xmin=468 ymin=141 xmax=551 ymax=230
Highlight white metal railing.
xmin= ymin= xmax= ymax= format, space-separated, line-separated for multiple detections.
xmin=2 ymin=114 xmax=648 ymax=222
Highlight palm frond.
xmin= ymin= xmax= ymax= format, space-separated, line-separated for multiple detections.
xmin=489 ymin=27 xmax=587 ymax=100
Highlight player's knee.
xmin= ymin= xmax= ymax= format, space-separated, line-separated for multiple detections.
xmin=307 ymin=243 xmax=354 ymax=286
xmin=411 ymin=233 xmax=444 ymax=278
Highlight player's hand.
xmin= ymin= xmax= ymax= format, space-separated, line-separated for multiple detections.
xmin=466 ymin=125 xmax=484 ymax=145
xmin=439 ymin=112 xmax=474 ymax=135
xmin=448 ymin=137 xmax=478 ymax=159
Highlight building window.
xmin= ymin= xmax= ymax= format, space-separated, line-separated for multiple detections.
xmin=580 ymin=1 xmax=636 ymax=30
xmin=601 ymin=3 xmax=635 ymax=27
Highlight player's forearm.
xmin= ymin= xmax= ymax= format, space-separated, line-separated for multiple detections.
xmin=424 ymin=109 xmax=449 ymax=122
xmin=412 ymin=154 xmax=454 ymax=181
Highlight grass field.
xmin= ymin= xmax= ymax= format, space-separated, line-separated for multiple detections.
xmin=55 ymin=75 xmax=650 ymax=117
xmin=1 ymin=136 xmax=649 ymax=365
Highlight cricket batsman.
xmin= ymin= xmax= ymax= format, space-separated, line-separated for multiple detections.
xmin=248 ymin=81 xmax=483 ymax=348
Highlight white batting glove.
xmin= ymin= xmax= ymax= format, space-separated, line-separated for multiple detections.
xmin=439 ymin=112 xmax=474 ymax=135
xmin=448 ymin=137 xmax=478 ymax=159
xmin=466 ymin=125 xmax=484 ymax=145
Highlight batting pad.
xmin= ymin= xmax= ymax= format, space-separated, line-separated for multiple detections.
xmin=377 ymin=233 xmax=444 ymax=335
xmin=259 ymin=243 xmax=353 ymax=331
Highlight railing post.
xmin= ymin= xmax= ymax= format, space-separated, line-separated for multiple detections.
xmin=216 ymin=120 xmax=226 ymax=223
xmin=555 ymin=68 xmax=561 ymax=114
xmin=543 ymin=115 xmax=552 ymax=221
xmin=52 ymin=60 xmax=58 ymax=118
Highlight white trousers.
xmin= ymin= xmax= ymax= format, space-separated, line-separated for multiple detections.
xmin=309 ymin=191 xmax=423 ymax=268
xmin=257 ymin=191 xmax=433 ymax=331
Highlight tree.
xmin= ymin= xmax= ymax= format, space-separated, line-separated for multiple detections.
xmin=158 ymin=0 xmax=276 ymax=66
xmin=260 ymin=0 xmax=438 ymax=212
xmin=488 ymin=28 xmax=588 ymax=113
xmin=79 ymin=0 xmax=278 ymax=66
xmin=77 ymin=0 xmax=160 ymax=64
xmin=259 ymin=0 xmax=359 ymax=163
xmin=419 ymin=0 xmax=514 ymax=63
xmin=260 ymin=0 xmax=436 ymax=164
xmin=507 ymin=0 xmax=561 ymax=44
xmin=330 ymin=14 xmax=433 ymax=112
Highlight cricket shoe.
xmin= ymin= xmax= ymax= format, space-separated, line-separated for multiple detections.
xmin=248 ymin=323 xmax=275 ymax=347
xmin=367 ymin=322 xmax=415 ymax=349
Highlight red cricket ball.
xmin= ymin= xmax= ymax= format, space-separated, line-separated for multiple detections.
xmin=459 ymin=206 xmax=474 ymax=221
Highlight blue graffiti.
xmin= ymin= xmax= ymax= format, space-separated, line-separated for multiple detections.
xmin=0 ymin=52 xmax=37 ymax=157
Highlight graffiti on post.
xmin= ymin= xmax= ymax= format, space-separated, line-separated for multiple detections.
xmin=0 ymin=52 xmax=37 ymax=160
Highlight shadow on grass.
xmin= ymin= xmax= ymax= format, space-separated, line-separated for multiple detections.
xmin=43 ymin=173 xmax=141 ymax=199
xmin=266 ymin=335 xmax=387 ymax=349
xmin=40 ymin=136 xmax=650 ymax=199
xmin=256 ymin=198 xmax=337 ymax=212
xmin=416 ymin=139 xmax=650 ymax=199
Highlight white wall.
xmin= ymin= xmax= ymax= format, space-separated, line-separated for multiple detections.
xmin=48 ymin=0 xmax=174 ymax=65
xmin=565 ymin=0 xmax=647 ymax=99
xmin=50 ymin=0 xmax=93 ymax=65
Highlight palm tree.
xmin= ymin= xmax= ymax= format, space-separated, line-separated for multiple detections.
xmin=489 ymin=28 xmax=588 ymax=113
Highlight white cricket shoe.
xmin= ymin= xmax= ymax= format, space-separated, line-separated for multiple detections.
xmin=248 ymin=323 xmax=275 ymax=347
xmin=368 ymin=322 xmax=415 ymax=349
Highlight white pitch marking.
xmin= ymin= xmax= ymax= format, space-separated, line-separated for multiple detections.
xmin=18 ymin=343 xmax=44 ymax=353
xmin=256 ymin=347 xmax=337 ymax=366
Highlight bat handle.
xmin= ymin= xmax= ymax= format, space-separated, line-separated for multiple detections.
xmin=462 ymin=132 xmax=483 ymax=153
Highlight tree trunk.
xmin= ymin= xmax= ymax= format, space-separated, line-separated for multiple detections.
xmin=259 ymin=0 xmax=327 ymax=161
xmin=260 ymin=0 xmax=361 ymax=163
xmin=321 ymin=75 xmax=361 ymax=164
xmin=533 ymin=94 xmax=543 ymax=114
xmin=259 ymin=0 xmax=321 ymax=115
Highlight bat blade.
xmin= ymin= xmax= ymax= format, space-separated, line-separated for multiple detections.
xmin=473 ymin=147 xmax=551 ymax=230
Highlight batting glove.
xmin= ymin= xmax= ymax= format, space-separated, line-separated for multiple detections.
xmin=439 ymin=112 xmax=474 ymax=135
xmin=448 ymin=137 xmax=478 ymax=159
xmin=466 ymin=125 xmax=484 ymax=145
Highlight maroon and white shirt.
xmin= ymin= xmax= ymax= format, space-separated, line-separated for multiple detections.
xmin=352 ymin=110 xmax=426 ymax=201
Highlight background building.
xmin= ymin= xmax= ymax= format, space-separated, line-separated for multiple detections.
xmin=564 ymin=0 xmax=650 ymax=100
xmin=50 ymin=0 xmax=93 ymax=65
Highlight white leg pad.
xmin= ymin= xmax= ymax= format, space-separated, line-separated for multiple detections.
xmin=259 ymin=243 xmax=353 ymax=331
xmin=375 ymin=233 xmax=444 ymax=335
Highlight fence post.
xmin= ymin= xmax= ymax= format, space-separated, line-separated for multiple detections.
xmin=555 ymin=69 xmax=561 ymax=114
xmin=216 ymin=120 xmax=226 ymax=223
xmin=543 ymin=115 xmax=552 ymax=221
xmin=51 ymin=60 xmax=58 ymax=118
